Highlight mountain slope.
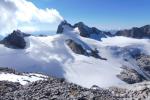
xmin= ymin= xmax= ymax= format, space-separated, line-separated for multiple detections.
xmin=0 ymin=22 xmax=150 ymax=88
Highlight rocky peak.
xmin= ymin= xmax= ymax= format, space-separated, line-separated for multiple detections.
xmin=73 ymin=22 xmax=96 ymax=37
xmin=141 ymin=25 xmax=150 ymax=33
xmin=57 ymin=20 xmax=111 ymax=41
xmin=13 ymin=30 xmax=22 ymax=36
xmin=12 ymin=30 xmax=30 ymax=37
xmin=0 ymin=30 xmax=30 ymax=49
xmin=57 ymin=20 xmax=73 ymax=33
xmin=74 ymin=22 xmax=86 ymax=28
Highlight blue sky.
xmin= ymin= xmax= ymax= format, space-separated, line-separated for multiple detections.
xmin=0 ymin=0 xmax=150 ymax=35
xmin=30 ymin=0 xmax=150 ymax=30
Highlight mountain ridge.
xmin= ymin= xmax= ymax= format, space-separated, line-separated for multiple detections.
xmin=57 ymin=20 xmax=150 ymax=40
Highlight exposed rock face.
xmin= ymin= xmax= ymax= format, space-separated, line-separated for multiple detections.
xmin=74 ymin=22 xmax=112 ymax=40
xmin=57 ymin=20 xmax=112 ymax=41
xmin=116 ymin=25 xmax=150 ymax=39
xmin=136 ymin=55 xmax=150 ymax=77
xmin=117 ymin=66 xmax=146 ymax=84
xmin=0 ymin=30 xmax=30 ymax=49
xmin=66 ymin=39 xmax=86 ymax=55
xmin=66 ymin=39 xmax=107 ymax=60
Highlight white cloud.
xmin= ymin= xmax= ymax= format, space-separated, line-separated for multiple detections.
xmin=18 ymin=26 xmax=39 ymax=33
xmin=0 ymin=0 xmax=63 ymax=36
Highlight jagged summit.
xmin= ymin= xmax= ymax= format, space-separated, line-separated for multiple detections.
xmin=74 ymin=21 xmax=85 ymax=28
xmin=57 ymin=21 xmax=150 ymax=40
xmin=57 ymin=20 xmax=73 ymax=33
xmin=57 ymin=20 xmax=111 ymax=41
xmin=11 ymin=30 xmax=31 ymax=37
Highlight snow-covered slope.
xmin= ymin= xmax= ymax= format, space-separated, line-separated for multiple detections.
xmin=0 ymin=72 xmax=47 ymax=85
xmin=0 ymin=67 xmax=48 ymax=85
xmin=0 ymin=26 xmax=150 ymax=88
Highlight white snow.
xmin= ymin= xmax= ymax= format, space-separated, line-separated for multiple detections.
xmin=0 ymin=27 xmax=150 ymax=88
xmin=0 ymin=72 xmax=47 ymax=85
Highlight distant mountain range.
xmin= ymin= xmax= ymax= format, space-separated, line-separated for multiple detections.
xmin=116 ymin=25 xmax=150 ymax=39
xmin=57 ymin=20 xmax=150 ymax=40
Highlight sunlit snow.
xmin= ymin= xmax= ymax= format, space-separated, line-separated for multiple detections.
xmin=0 ymin=29 xmax=149 ymax=88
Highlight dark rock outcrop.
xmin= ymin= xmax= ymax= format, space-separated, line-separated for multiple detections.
xmin=116 ymin=25 xmax=150 ymax=39
xmin=117 ymin=66 xmax=146 ymax=84
xmin=0 ymin=30 xmax=30 ymax=49
xmin=66 ymin=39 xmax=86 ymax=55
xmin=66 ymin=39 xmax=107 ymax=60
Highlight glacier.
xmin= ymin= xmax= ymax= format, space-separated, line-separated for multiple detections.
xmin=0 ymin=26 xmax=150 ymax=88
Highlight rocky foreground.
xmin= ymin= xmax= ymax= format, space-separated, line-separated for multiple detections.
xmin=0 ymin=71 xmax=150 ymax=100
